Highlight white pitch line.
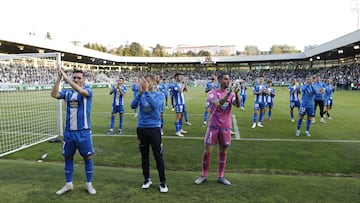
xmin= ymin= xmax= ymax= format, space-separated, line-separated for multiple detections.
xmin=232 ymin=114 xmax=240 ymax=140
xmin=92 ymin=134 xmax=360 ymax=143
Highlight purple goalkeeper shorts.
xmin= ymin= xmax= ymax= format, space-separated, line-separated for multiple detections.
xmin=204 ymin=126 xmax=231 ymax=146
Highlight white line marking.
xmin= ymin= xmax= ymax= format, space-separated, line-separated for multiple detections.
xmin=92 ymin=134 xmax=360 ymax=143
xmin=232 ymin=114 xmax=240 ymax=139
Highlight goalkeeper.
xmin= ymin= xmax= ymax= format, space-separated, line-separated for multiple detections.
xmin=51 ymin=68 xmax=96 ymax=195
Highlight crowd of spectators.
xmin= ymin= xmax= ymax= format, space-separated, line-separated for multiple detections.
xmin=1 ymin=62 xmax=359 ymax=90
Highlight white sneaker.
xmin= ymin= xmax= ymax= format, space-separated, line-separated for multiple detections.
xmin=305 ymin=131 xmax=311 ymax=137
xmin=86 ymin=182 xmax=96 ymax=195
xmin=185 ymin=122 xmax=192 ymax=126
xmin=106 ymin=130 xmax=114 ymax=135
xmin=194 ymin=176 xmax=207 ymax=185
xmin=134 ymin=113 xmax=138 ymax=117
xmin=218 ymin=177 xmax=231 ymax=186
xmin=295 ymin=130 xmax=300 ymax=137
xmin=159 ymin=182 xmax=168 ymax=193
xmin=257 ymin=122 xmax=263 ymax=128
xmin=320 ymin=118 xmax=326 ymax=123
xmin=180 ymin=129 xmax=188 ymax=134
xmin=291 ymin=119 xmax=295 ymax=122
xmin=328 ymin=117 xmax=333 ymax=120
xmin=311 ymin=118 xmax=315 ymax=124
xmin=171 ymin=108 xmax=175 ymax=111
xmin=251 ymin=123 xmax=256 ymax=129
xmin=240 ymin=107 xmax=245 ymax=111
xmin=141 ymin=179 xmax=152 ymax=189
xmin=175 ymin=132 xmax=184 ymax=137
xmin=56 ymin=182 xmax=73 ymax=195
xmin=230 ymin=131 xmax=235 ymax=135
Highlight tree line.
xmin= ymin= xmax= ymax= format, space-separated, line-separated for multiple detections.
xmin=83 ymin=42 xmax=301 ymax=57
xmin=43 ymin=31 xmax=301 ymax=57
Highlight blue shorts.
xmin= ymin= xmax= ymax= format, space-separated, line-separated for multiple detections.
xmin=240 ymin=94 xmax=247 ymax=102
xmin=290 ymin=101 xmax=301 ymax=109
xmin=175 ymin=104 xmax=185 ymax=113
xmin=267 ymin=102 xmax=274 ymax=108
xmin=205 ymin=101 xmax=210 ymax=108
xmin=299 ymin=106 xmax=315 ymax=117
xmin=324 ymin=99 xmax=333 ymax=107
xmin=112 ymin=105 xmax=124 ymax=114
xmin=62 ymin=129 xmax=94 ymax=157
xmin=254 ymin=102 xmax=266 ymax=111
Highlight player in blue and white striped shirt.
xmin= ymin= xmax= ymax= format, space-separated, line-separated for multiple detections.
xmin=251 ymin=76 xmax=268 ymax=128
xmin=264 ymin=80 xmax=276 ymax=121
xmin=51 ymin=69 xmax=96 ymax=195
xmin=131 ymin=77 xmax=140 ymax=117
xmin=288 ymin=78 xmax=301 ymax=122
xmin=323 ymin=79 xmax=335 ymax=119
xmin=173 ymin=72 xmax=188 ymax=137
xmin=106 ymin=78 xmax=127 ymax=135
xmin=239 ymin=78 xmax=248 ymax=111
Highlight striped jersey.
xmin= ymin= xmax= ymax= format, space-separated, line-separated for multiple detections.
xmin=173 ymin=82 xmax=185 ymax=105
xmin=253 ymin=84 xmax=267 ymax=104
xmin=288 ymin=85 xmax=300 ymax=102
xmin=111 ymin=85 xmax=127 ymax=106
xmin=59 ymin=85 xmax=92 ymax=131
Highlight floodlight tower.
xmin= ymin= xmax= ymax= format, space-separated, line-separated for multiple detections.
xmin=351 ymin=0 xmax=360 ymax=30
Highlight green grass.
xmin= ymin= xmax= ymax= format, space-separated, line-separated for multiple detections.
xmin=1 ymin=87 xmax=360 ymax=202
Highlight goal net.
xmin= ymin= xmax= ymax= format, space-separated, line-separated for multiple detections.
xmin=0 ymin=53 xmax=62 ymax=157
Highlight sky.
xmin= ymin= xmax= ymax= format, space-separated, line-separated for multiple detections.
xmin=1 ymin=0 xmax=359 ymax=51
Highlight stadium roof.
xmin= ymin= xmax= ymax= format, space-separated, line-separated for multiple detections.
xmin=0 ymin=30 xmax=359 ymax=65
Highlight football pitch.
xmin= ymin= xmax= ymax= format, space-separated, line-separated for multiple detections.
xmin=1 ymin=87 xmax=360 ymax=202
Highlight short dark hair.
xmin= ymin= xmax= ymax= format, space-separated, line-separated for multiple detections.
xmin=73 ymin=69 xmax=84 ymax=77
xmin=73 ymin=69 xmax=83 ymax=74
xmin=174 ymin=72 xmax=183 ymax=77
xmin=217 ymin=73 xmax=229 ymax=80
xmin=144 ymin=74 xmax=155 ymax=81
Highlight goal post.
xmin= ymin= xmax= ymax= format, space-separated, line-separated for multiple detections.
xmin=0 ymin=52 xmax=62 ymax=157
